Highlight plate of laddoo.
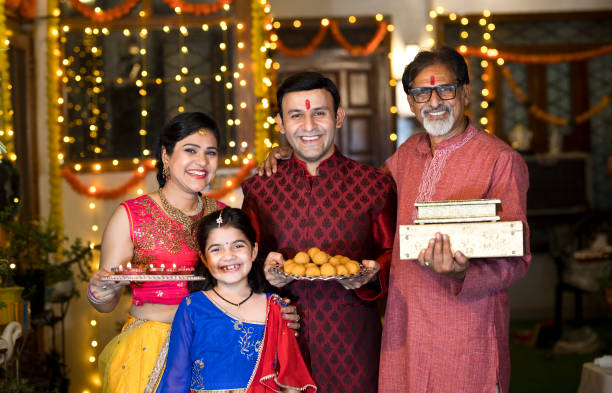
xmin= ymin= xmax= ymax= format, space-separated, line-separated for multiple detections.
xmin=271 ymin=247 xmax=367 ymax=281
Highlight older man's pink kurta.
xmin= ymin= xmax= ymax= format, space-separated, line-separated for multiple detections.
xmin=379 ymin=121 xmax=530 ymax=393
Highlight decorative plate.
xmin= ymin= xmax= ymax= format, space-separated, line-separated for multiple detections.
xmin=268 ymin=266 xmax=369 ymax=281
xmin=100 ymin=275 xmax=206 ymax=282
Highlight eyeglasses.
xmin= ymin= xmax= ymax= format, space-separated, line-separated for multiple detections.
xmin=408 ymin=83 xmax=463 ymax=103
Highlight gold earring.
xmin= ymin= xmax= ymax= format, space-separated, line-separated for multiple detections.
xmin=162 ymin=164 xmax=170 ymax=180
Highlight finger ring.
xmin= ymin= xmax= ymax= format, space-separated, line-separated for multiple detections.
xmin=424 ymin=261 xmax=431 ymax=267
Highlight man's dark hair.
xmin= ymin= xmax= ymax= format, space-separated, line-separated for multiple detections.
xmin=401 ymin=46 xmax=470 ymax=94
xmin=276 ymin=71 xmax=341 ymax=119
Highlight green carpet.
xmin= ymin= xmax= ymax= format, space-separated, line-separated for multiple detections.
xmin=509 ymin=319 xmax=611 ymax=393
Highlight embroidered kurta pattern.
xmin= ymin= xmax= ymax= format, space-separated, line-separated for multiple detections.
xmin=242 ymin=149 xmax=396 ymax=393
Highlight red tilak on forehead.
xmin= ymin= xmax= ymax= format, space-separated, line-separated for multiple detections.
xmin=430 ymin=75 xmax=435 ymax=85
xmin=305 ymin=99 xmax=311 ymax=110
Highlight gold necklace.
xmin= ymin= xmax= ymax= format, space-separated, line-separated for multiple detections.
xmin=212 ymin=287 xmax=254 ymax=309
xmin=159 ymin=189 xmax=200 ymax=232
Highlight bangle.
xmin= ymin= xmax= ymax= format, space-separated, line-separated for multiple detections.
xmin=87 ymin=285 xmax=106 ymax=304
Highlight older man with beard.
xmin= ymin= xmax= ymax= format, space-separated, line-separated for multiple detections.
xmin=378 ymin=47 xmax=530 ymax=393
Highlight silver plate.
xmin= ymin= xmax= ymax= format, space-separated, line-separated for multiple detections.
xmin=100 ymin=275 xmax=206 ymax=282
xmin=269 ymin=266 xmax=368 ymax=281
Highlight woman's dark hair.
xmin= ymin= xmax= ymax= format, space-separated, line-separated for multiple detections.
xmin=155 ymin=112 xmax=220 ymax=188
xmin=276 ymin=71 xmax=341 ymax=119
xmin=401 ymin=46 xmax=470 ymax=94
xmin=188 ymin=207 xmax=267 ymax=293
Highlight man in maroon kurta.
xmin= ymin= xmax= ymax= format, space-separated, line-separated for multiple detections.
xmin=242 ymin=72 xmax=396 ymax=392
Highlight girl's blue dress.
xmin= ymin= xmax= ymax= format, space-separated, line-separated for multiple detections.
xmin=156 ymin=291 xmax=267 ymax=393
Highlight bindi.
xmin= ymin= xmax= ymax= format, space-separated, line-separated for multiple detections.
xmin=305 ymin=99 xmax=311 ymax=110
xmin=430 ymin=75 xmax=435 ymax=85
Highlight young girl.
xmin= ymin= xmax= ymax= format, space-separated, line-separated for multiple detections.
xmin=156 ymin=207 xmax=316 ymax=393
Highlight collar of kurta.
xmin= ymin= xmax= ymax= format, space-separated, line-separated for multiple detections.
xmin=290 ymin=145 xmax=342 ymax=178
xmin=416 ymin=117 xmax=480 ymax=155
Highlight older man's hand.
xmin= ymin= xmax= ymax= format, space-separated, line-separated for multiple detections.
xmin=257 ymin=146 xmax=293 ymax=177
xmin=417 ymin=232 xmax=469 ymax=280
xmin=339 ymin=260 xmax=380 ymax=290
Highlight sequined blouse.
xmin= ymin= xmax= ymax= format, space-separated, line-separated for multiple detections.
xmin=122 ymin=195 xmax=223 ymax=306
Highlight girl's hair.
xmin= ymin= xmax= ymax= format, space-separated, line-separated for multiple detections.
xmin=188 ymin=207 xmax=267 ymax=293
xmin=155 ymin=112 xmax=221 ymax=188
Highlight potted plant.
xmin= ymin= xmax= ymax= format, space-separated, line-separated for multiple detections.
xmin=0 ymin=258 xmax=24 ymax=324
xmin=0 ymin=209 xmax=93 ymax=318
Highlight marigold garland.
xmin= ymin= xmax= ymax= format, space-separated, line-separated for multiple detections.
xmin=47 ymin=0 xmax=63 ymax=233
xmin=0 ymin=0 xmax=15 ymax=156
xmin=274 ymin=25 xmax=329 ymax=58
xmin=161 ymin=0 xmax=231 ymax=15
xmin=69 ymin=0 xmax=231 ymax=20
xmin=460 ymin=43 xmax=612 ymax=64
xmin=60 ymin=160 xmax=255 ymax=200
xmin=501 ymin=66 xmax=612 ymax=126
xmin=329 ymin=20 xmax=388 ymax=56
xmin=251 ymin=0 xmax=270 ymax=163
xmin=274 ymin=20 xmax=388 ymax=58
xmin=69 ymin=0 xmax=140 ymax=22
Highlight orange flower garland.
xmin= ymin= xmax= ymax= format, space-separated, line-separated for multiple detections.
xmin=161 ymin=0 xmax=231 ymax=15
xmin=274 ymin=25 xmax=329 ymax=58
xmin=329 ymin=20 xmax=388 ymax=56
xmin=501 ymin=66 xmax=612 ymax=126
xmin=69 ymin=0 xmax=231 ymax=20
xmin=460 ymin=43 xmax=612 ymax=64
xmin=274 ymin=20 xmax=388 ymax=58
xmin=69 ymin=0 xmax=140 ymax=22
xmin=61 ymin=159 xmax=256 ymax=200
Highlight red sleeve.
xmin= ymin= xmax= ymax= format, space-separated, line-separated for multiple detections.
xmin=355 ymin=176 xmax=397 ymax=301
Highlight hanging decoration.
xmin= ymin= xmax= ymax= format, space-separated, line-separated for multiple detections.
xmin=47 ymin=0 xmax=63 ymax=232
xmin=501 ymin=66 xmax=611 ymax=126
xmin=69 ymin=0 xmax=140 ymax=22
xmin=329 ymin=20 xmax=388 ymax=56
xmin=459 ymin=43 xmax=612 ymax=64
xmin=69 ymin=0 xmax=231 ymax=21
xmin=61 ymin=159 xmax=255 ymax=200
xmin=0 ymin=0 xmax=15 ymax=158
xmin=251 ymin=0 xmax=271 ymax=163
xmin=5 ymin=0 xmax=36 ymax=19
xmin=161 ymin=0 xmax=231 ymax=15
xmin=274 ymin=24 xmax=328 ymax=58
xmin=273 ymin=19 xmax=389 ymax=58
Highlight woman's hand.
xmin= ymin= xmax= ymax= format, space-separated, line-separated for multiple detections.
xmin=88 ymin=269 xmax=130 ymax=311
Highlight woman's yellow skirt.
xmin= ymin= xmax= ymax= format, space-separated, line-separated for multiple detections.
xmin=98 ymin=316 xmax=170 ymax=393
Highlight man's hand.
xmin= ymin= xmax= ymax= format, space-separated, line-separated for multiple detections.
xmin=339 ymin=260 xmax=380 ymax=290
xmin=257 ymin=146 xmax=293 ymax=177
xmin=280 ymin=299 xmax=301 ymax=332
xmin=264 ymin=252 xmax=294 ymax=288
xmin=417 ymin=233 xmax=469 ymax=280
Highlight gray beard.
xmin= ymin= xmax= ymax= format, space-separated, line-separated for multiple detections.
xmin=421 ymin=105 xmax=454 ymax=136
